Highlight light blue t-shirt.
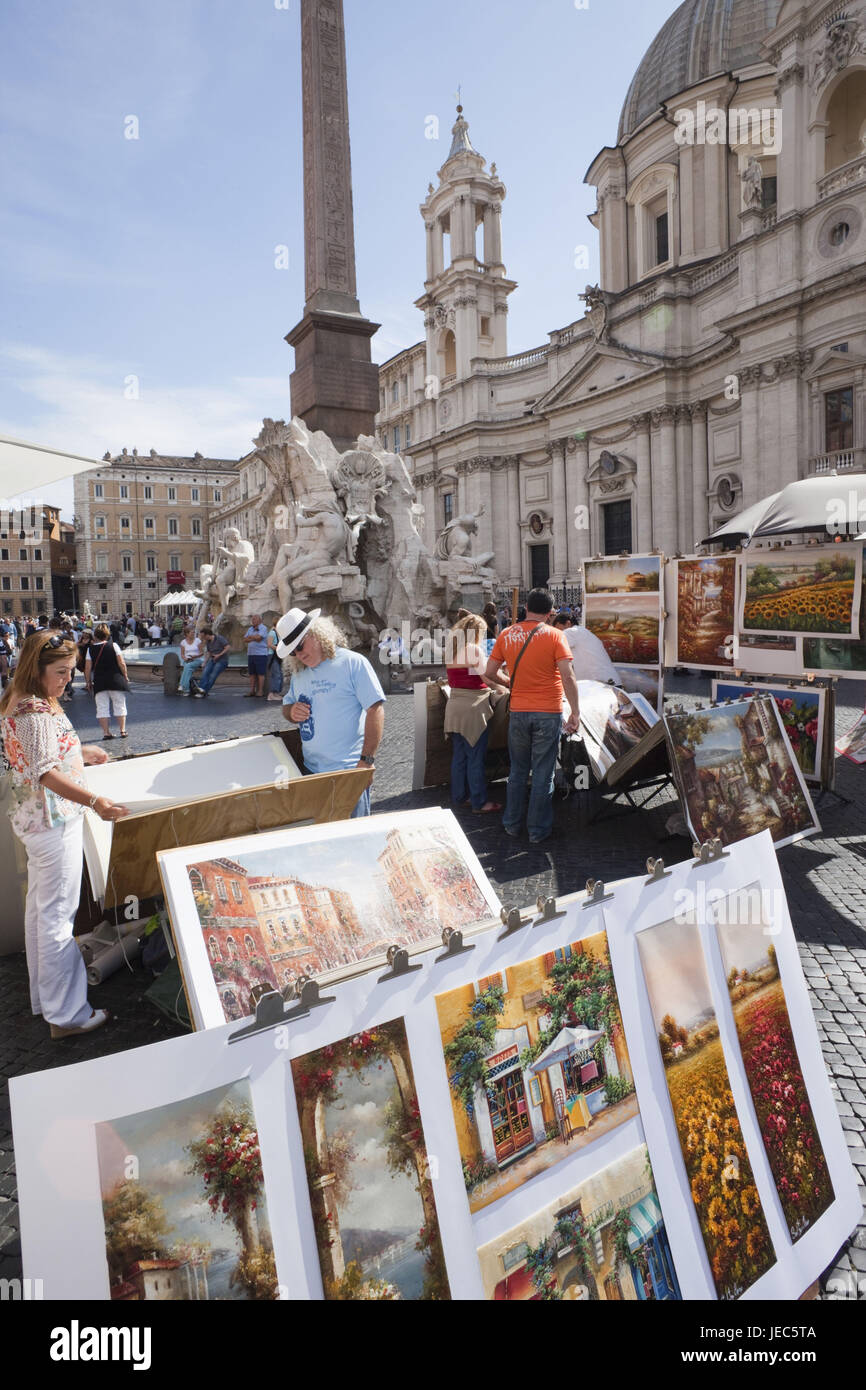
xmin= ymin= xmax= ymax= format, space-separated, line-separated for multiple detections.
xmin=283 ymin=647 xmax=386 ymax=773
xmin=245 ymin=624 xmax=269 ymax=656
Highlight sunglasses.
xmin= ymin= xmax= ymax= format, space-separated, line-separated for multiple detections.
xmin=44 ymin=634 xmax=65 ymax=650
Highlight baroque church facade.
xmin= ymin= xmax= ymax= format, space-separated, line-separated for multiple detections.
xmin=375 ymin=0 xmax=866 ymax=590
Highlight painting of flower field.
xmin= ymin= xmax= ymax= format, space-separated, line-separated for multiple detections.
xmin=584 ymin=593 xmax=660 ymax=666
xmin=476 ymin=1144 xmax=681 ymax=1301
xmin=637 ymin=916 xmax=776 ymax=1299
xmin=712 ymin=682 xmax=825 ymax=782
xmin=715 ymin=909 xmax=834 ymax=1241
xmin=95 ymin=1080 xmax=276 ymax=1300
xmin=740 ymin=548 xmax=861 ymax=638
xmin=290 ymin=1018 xmax=450 ymax=1301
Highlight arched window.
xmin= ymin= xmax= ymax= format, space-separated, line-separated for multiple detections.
xmin=208 ymin=937 xmax=221 ymax=962
xmin=267 ymin=921 xmax=277 ymax=943
xmin=443 ymin=330 xmax=456 ymax=378
xmin=824 ymin=70 xmax=866 ymax=175
xmin=189 ymin=868 xmax=203 ymax=892
xmin=226 ymin=936 xmax=239 ymax=960
xmin=626 ymin=164 xmax=677 ymax=279
xmin=244 ymin=935 xmax=256 ymax=957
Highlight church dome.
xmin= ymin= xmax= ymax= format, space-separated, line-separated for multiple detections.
xmin=618 ymin=0 xmax=782 ymax=142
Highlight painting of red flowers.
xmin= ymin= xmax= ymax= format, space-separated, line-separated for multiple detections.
xmin=291 ymin=1017 xmax=450 ymax=1300
xmin=712 ymin=681 xmax=825 ymax=783
xmin=715 ymin=910 xmax=835 ymax=1240
xmin=637 ymin=916 xmax=776 ymax=1299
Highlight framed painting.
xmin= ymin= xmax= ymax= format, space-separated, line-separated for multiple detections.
xmin=732 ymin=631 xmax=804 ymax=679
xmin=613 ymin=664 xmax=662 ymax=713
xmin=669 ymin=556 xmax=737 ymax=670
xmin=738 ymin=545 xmax=862 ymax=639
xmin=584 ymin=593 xmax=661 ymax=667
xmin=710 ymin=680 xmax=826 ymax=783
xmin=583 ymin=555 xmax=662 ymax=596
xmin=577 ymin=681 xmax=659 ymax=776
xmin=663 ymin=697 xmax=820 ymax=850
xmin=157 ymin=809 xmax=501 ymax=1029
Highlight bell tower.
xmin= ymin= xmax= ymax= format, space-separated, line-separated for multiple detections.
xmin=416 ymin=107 xmax=516 ymax=388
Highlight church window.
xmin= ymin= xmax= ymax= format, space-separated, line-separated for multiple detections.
xmin=830 ymin=222 xmax=850 ymax=247
xmin=761 ymin=176 xmax=777 ymax=209
xmin=825 ymin=389 xmax=854 ymax=452
xmin=391 ymin=381 xmax=399 ymax=404
xmin=443 ymin=330 xmax=456 ymax=377
xmin=480 ymin=315 xmax=491 ymax=337
xmin=654 ymin=212 xmax=669 ymax=266
xmin=823 ymin=71 xmax=866 ymax=176
xmin=602 ymin=499 xmax=632 ymax=555
xmin=443 ymin=493 xmax=453 ymax=527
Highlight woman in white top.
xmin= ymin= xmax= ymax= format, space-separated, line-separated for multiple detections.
xmin=0 ymin=632 xmax=129 ymax=1037
xmin=179 ymin=625 xmax=205 ymax=696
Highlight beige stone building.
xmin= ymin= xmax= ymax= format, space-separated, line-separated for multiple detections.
xmin=73 ymin=451 xmax=238 ymax=618
xmin=0 ymin=503 xmax=76 ymax=620
xmin=376 ymin=0 xmax=866 ymax=590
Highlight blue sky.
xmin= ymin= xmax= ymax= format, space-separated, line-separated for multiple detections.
xmin=1 ymin=0 xmax=676 ymax=516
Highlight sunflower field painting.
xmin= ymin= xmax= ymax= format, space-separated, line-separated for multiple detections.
xmin=740 ymin=548 xmax=860 ymax=638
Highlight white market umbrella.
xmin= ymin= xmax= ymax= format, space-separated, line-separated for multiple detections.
xmin=0 ymin=435 xmax=102 ymax=496
xmin=704 ymin=474 xmax=866 ymax=545
xmin=529 ymin=1025 xmax=604 ymax=1074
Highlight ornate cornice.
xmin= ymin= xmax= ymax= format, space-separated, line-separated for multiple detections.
xmin=454 ymin=294 xmax=478 ymax=309
xmin=688 ymin=400 xmax=709 ymax=420
xmin=775 ymin=62 xmax=805 ymax=94
xmin=650 ymin=405 xmax=677 ymax=427
xmin=736 ymin=349 xmax=815 ymax=388
xmin=494 ymin=302 xmax=508 ymax=313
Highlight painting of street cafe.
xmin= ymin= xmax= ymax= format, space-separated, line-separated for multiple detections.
xmin=435 ymin=932 xmax=637 ymax=1215
xmin=476 ymin=1143 xmax=681 ymax=1301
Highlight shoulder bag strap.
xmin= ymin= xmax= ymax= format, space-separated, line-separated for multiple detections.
xmin=508 ymin=623 xmax=546 ymax=695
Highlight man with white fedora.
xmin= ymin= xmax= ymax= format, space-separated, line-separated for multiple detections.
xmin=278 ymin=607 xmax=385 ymax=818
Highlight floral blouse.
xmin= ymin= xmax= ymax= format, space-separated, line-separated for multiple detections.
xmin=1 ymin=696 xmax=87 ymax=836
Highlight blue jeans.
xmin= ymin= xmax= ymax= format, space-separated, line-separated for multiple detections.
xmin=197 ymin=655 xmax=229 ymax=692
xmin=268 ymin=658 xmax=284 ymax=695
xmin=180 ymin=656 xmax=204 ymax=692
xmin=504 ymin=711 xmax=563 ymax=841
xmin=350 ymin=787 xmax=371 ymax=818
xmin=451 ymin=726 xmax=489 ymax=810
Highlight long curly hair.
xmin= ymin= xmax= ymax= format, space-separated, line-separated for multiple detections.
xmin=282 ymin=614 xmax=347 ymax=676
xmin=0 ymin=632 xmax=78 ymax=715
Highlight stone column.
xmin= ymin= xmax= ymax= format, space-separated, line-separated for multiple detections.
xmin=425 ymin=221 xmax=436 ymax=282
xmin=490 ymin=460 xmax=509 ymax=576
xmin=570 ymin=436 xmax=591 ymax=568
xmin=776 ymin=63 xmax=807 ymax=219
xmin=690 ymin=402 xmax=709 ymax=550
xmin=674 ymin=405 xmax=693 ymax=552
xmin=738 ymin=367 xmax=762 ymax=508
xmin=507 ymin=455 xmax=522 ymax=584
xmin=651 ymin=407 xmax=678 ymax=555
xmin=631 ymin=414 xmax=652 ymax=550
xmin=549 ymin=440 xmax=569 ymax=581
xmin=487 ymin=202 xmax=503 ymax=266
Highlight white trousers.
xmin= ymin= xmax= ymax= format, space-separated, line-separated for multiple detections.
xmin=19 ymin=817 xmax=92 ymax=1028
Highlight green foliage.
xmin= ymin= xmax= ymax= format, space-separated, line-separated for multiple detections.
xmin=461 ymin=1155 xmax=497 ymax=1192
xmin=234 ymin=1243 xmax=278 ymax=1299
xmin=186 ymin=1101 xmax=264 ymax=1249
xmin=611 ymin=1206 xmax=637 ymax=1269
xmin=522 ymin=945 xmax=622 ymax=1069
xmin=102 ymin=1179 xmax=171 ymax=1282
xmin=603 ymin=1073 xmax=634 ymax=1104
xmin=444 ymin=985 xmax=505 ymax=1116
xmin=329 ymin=1260 xmax=401 ymax=1300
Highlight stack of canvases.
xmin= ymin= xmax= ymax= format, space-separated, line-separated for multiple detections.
xmin=581 ymin=555 xmax=664 ymax=711
xmin=9 ymin=829 xmax=861 ymax=1300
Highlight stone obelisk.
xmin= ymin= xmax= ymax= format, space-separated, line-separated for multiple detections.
xmin=286 ymin=0 xmax=380 ymax=450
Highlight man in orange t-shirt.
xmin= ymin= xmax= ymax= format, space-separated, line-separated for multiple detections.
xmin=486 ymin=588 xmax=581 ymax=844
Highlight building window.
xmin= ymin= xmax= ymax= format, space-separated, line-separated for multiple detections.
xmin=168 ymin=517 xmax=178 ymax=536
xmin=169 ymin=553 xmax=181 ymax=571
xmin=2 ymin=600 xmax=10 ymax=614
xmin=1 ymin=577 xmax=9 ymax=591
xmin=167 ymin=486 xmax=177 ymax=501
xmin=119 ymin=516 xmax=131 ymax=533
xmin=119 ymin=484 xmax=129 ymax=499
xmin=230 ymin=880 xmax=243 ymax=903
xmin=654 ymin=211 xmax=669 ymax=266
xmin=94 ymin=483 xmax=104 ymax=499
xmin=143 ymin=485 xmax=153 ymax=500
xmin=761 ymin=176 xmax=777 ymax=208
xmin=146 ymin=553 xmax=157 ymax=572
xmin=35 ymin=576 xmax=43 ymax=590
xmin=191 ymin=517 xmax=202 ymax=538
xmin=33 ymin=548 xmax=42 ymax=561
xmin=122 ymin=554 xmax=132 ymax=573
xmin=391 ymin=381 xmax=399 ymax=404
xmin=100 ymin=602 xmax=108 ymax=614
xmin=193 ymin=554 xmax=203 ymax=571
xmin=144 ymin=516 xmax=154 ymax=533
xmin=18 ymin=549 xmax=27 ymax=561
xmin=95 ymin=553 xmax=108 ymax=574
xmin=404 ymin=423 xmax=411 ymax=449
xmin=443 ymin=492 xmax=454 ymax=527
xmin=393 ymin=427 xmax=400 ymax=451
xmin=95 ymin=516 xmax=106 ymax=533
xmin=20 ymin=577 xmax=29 ymax=591
xmin=191 ymin=487 xmax=199 ymax=503
xmin=0 ymin=549 xmax=6 ymax=560
xmin=244 ymin=935 xmax=255 ymax=957
xmin=825 ymin=388 xmax=854 ymax=452
xmin=213 ymin=488 xmax=221 ymax=503
xmin=480 ymin=315 xmax=491 ymax=337
xmin=209 ymin=937 xmax=221 ymax=962
xmin=502 ymin=1243 xmax=529 ymax=1274
xmin=215 ymin=877 xmax=228 ymax=902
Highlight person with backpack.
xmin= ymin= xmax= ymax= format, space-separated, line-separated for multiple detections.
xmin=84 ymin=624 xmax=131 ymax=739
xmin=485 ymin=587 xmax=580 ymax=844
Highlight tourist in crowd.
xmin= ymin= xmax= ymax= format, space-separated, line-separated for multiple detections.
xmin=147 ymin=619 xmax=163 ymax=646
xmin=0 ymin=634 xmax=11 ymax=690
xmin=482 ymin=602 xmax=498 ymax=639
xmin=563 ymin=619 xmax=619 ymax=685
xmin=266 ymin=622 xmax=284 ymax=702
xmin=0 ymin=631 xmax=128 ymax=1038
xmin=243 ymin=614 xmax=270 ymax=698
xmin=85 ymin=623 xmax=131 ymax=739
xmin=444 ymin=614 xmax=507 ymax=815
xmin=280 ymin=607 xmax=385 ymax=818
xmin=179 ymin=625 xmax=205 ymax=696
xmin=552 ymin=610 xmax=573 ymax=632
xmin=170 ymin=613 xmax=184 ymax=644
xmin=194 ymin=626 xmax=231 ymax=697
xmin=486 ymin=587 xmax=580 ymax=844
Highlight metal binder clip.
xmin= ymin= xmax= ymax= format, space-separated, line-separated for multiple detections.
xmin=691 ymin=838 xmax=730 ymax=865
xmin=434 ymin=927 xmax=475 ymax=962
xmin=645 ymin=857 xmax=671 ymax=884
xmin=497 ymin=905 xmax=529 ymax=940
xmin=228 ymin=990 xmax=286 ymax=1045
xmin=378 ymin=944 xmax=423 ymax=982
xmin=583 ymin=878 xmax=613 ymax=908
xmin=533 ymin=895 xmax=566 ymax=926
xmin=281 ymin=975 xmax=335 ymax=1022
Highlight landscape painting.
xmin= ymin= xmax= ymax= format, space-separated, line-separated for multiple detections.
xmin=584 ymin=593 xmax=660 ymax=666
xmin=290 ymin=1017 xmax=450 ymax=1300
xmin=637 ymin=915 xmax=776 ymax=1300
xmin=665 ymin=698 xmax=819 ymax=850
xmin=95 ymin=1080 xmax=276 ymax=1301
xmin=476 ymin=1143 xmax=681 ymax=1301
xmin=802 ymin=576 xmax=866 ymax=678
xmin=614 ymin=664 xmax=662 ymax=712
xmin=714 ymin=901 xmax=834 ymax=1241
xmin=676 ymin=556 xmax=736 ymax=668
xmin=435 ymin=932 xmax=637 ymax=1214
xmin=583 ymin=555 xmax=661 ymax=595
xmin=181 ymin=812 xmax=499 ymax=1021
xmin=739 ymin=547 xmax=861 ymax=638
xmin=578 ymin=683 xmax=658 ymax=773
xmin=711 ymin=681 xmax=825 ymax=782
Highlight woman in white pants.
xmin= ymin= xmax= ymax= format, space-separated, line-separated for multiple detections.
xmin=85 ymin=623 xmax=130 ymax=739
xmin=0 ymin=633 xmax=129 ymax=1037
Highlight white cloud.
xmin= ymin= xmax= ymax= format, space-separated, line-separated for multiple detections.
xmin=350 ymin=1101 xmax=378 ymax=1122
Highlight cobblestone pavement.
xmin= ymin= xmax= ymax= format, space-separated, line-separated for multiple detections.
xmin=1 ymin=668 xmax=865 ymax=1296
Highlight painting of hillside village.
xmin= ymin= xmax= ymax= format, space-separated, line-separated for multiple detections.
xmin=584 ymin=593 xmax=660 ymax=666
xmin=665 ymin=697 xmax=819 ymax=851
xmin=715 ymin=906 xmax=834 ymax=1242
xmin=186 ymin=814 xmax=497 ymax=1021
xmin=637 ymin=916 xmax=776 ymax=1300
xmin=435 ymin=932 xmax=637 ymax=1215
xmin=675 ymin=556 xmax=736 ymax=668
xmin=477 ymin=1144 xmax=681 ymax=1301
xmin=291 ymin=1018 xmax=450 ymax=1300
xmin=740 ymin=548 xmax=860 ymax=638
xmin=96 ymin=1080 xmax=276 ymax=1301
xmin=584 ymin=555 xmax=661 ymax=595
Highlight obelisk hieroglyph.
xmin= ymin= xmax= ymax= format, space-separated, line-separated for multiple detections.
xmin=286 ymin=0 xmax=380 ymax=450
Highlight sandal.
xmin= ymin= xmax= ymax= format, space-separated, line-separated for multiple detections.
xmin=473 ymin=801 xmax=503 ymax=814
xmin=50 ymin=1008 xmax=111 ymax=1039
xmin=102 ymin=734 xmax=115 ymax=740
xmin=120 ymin=731 xmax=129 ymax=738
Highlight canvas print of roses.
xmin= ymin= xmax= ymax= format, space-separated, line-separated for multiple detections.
xmin=714 ymin=903 xmax=834 ymax=1241
xmin=637 ymin=916 xmax=776 ymax=1300
xmin=676 ymin=557 xmax=736 ymax=668
xmin=740 ymin=548 xmax=861 ymax=638
xmin=712 ymin=682 xmax=824 ymax=782
xmin=290 ymin=1018 xmax=450 ymax=1300
xmin=95 ymin=1080 xmax=276 ymax=1301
